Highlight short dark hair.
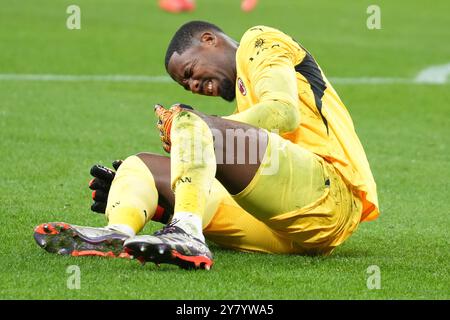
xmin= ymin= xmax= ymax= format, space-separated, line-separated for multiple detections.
xmin=164 ymin=21 xmax=223 ymax=70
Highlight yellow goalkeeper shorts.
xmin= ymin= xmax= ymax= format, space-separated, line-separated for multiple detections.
xmin=203 ymin=132 xmax=362 ymax=255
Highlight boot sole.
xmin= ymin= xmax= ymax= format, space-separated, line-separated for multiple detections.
xmin=124 ymin=240 xmax=213 ymax=270
xmin=33 ymin=222 xmax=130 ymax=258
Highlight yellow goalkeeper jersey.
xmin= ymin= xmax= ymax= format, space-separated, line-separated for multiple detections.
xmin=228 ymin=26 xmax=379 ymax=222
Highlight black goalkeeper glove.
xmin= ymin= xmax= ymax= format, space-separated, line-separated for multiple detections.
xmin=88 ymin=160 xmax=123 ymax=214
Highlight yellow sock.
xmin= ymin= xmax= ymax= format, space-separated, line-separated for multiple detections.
xmin=170 ymin=111 xmax=216 ymax=236
xmin=106 ymin=155 xmax=158 ymax=234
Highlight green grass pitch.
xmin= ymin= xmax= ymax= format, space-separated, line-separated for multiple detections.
xmin=0 ymin=0 xmax=449 ymax=299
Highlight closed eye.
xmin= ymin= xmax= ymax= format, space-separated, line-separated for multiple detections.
xmin=183 ymin=68 xmax=191 ymax=79
xmin=184 ymin=60 xmax=198 ymax=80
xmin=180 ymin=69 xmax=191 ymax=90
xmin=182 ymin=62 xmax=196 ymax=91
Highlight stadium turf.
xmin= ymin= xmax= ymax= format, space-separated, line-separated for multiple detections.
xmin=0 ymin=0 xmax=448 ymax=299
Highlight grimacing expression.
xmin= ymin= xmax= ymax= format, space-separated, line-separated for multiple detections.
xmin=167 ymin=46 xmax=236 ymax=102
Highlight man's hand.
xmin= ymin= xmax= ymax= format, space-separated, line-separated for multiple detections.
xmin=88 ymin=160 xmax=122 ymax=213
xmin=154 ymin=103 xmax=193 ymax=153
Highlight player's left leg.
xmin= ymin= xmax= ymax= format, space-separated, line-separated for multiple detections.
xmin=124 ymin=111 xmax=220 ymax=269
xmin=124 ymin=110 xmax=271 ymax=268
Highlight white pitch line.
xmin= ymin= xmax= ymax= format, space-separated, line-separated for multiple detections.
xmin=329 ymin=77 xmax=413 ymax=84
xmin=414 ymin=63 xmax=450 ymax=84
xmin=0 ymin=74 xmax=172 ymax=83
xmin=0 ymin=73 xmax=447 ymax=85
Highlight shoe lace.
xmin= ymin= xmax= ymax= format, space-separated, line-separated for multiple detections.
xmin=154 ymin=219 xmax=180 ymax=236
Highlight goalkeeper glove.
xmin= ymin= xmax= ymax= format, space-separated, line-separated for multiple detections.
xmin=88 ymin=160 xmax=123 ymax=213
xmin=154 ymin=103 xmax=193 ymax=153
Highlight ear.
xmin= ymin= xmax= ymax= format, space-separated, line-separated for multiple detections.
xmin=199 ymin=32 xmax=217 ymax=47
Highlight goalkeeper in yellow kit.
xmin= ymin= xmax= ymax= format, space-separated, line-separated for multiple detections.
xmin=34 ymin=21 xmax=379 ymax=270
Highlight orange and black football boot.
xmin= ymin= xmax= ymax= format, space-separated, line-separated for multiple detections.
xmin=33 ymin=222 xmax=130 ymax=258
xmin=124 ymin=221 xmax=213 ymax=270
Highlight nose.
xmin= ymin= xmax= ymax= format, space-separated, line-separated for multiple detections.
xmin=189 ymin=79 xmax=201 ymax=93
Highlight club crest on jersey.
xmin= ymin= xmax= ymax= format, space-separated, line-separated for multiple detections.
xmin=238 ymin=78 xmax=247 ymax=96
